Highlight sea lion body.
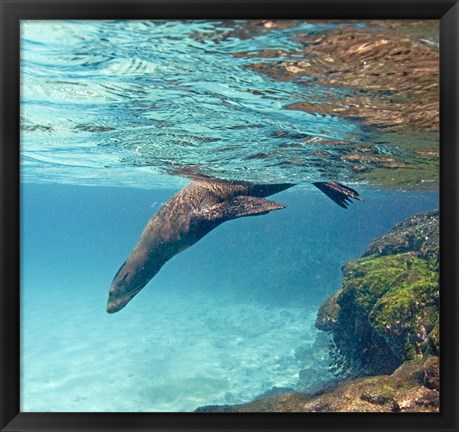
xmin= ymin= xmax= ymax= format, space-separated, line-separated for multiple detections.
xmin=106 ymin=180 xmax=294 ymax=313
xmin=107 ymin=179 xmax=363 ymax=313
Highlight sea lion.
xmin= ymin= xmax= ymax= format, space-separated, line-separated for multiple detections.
xmin=106 ymin=179 xmax=362 ymax=313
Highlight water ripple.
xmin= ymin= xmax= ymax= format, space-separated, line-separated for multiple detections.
xmin=21 ymin=20 xmax=437 ymax=189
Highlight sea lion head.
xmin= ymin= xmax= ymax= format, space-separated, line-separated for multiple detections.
xmin=106 ymin=258 xmax=148 ymax=314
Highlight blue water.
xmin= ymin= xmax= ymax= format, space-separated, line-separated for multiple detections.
xmin=21 ymin=184 xmax=438 ymax=411
xmin=20 ymin=20 xmax=439 ymax=412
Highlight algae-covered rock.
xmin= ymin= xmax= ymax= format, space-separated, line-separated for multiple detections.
xmin=362 ymin=209 xmax=439 ymax=269
xmin=369 ymin=260 xmax=439 ymax=362
xmin=423 ymin=322 xmax=439 ymax=356
xmin=315 ymin=210 xmax=439 ymax=377
xmin=421 ymin=356 xmax=440 ymax=391
xmin=315 ymin=290 xmax=341 ymax=332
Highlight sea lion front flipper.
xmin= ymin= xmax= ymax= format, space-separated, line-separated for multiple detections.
xmin=313 ymin=181 xmax=364 ymax=209
xmin=203 ymin=196 xmax=286 ymax=221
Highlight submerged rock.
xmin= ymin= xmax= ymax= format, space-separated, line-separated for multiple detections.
xmin=196 ymin=357 xmax=439 ymax=413
xmin=316 ymin=209 xmax=439 ymax=377
xmin=317 ymin=253 xmax=439 ymax=375
xmin=362 ymin=209 xmax=439 ymax=268
xmin=422 ymin=356 xmax=439 ymax=391
xmin=424 ymin=322 xmax=439 ymax=356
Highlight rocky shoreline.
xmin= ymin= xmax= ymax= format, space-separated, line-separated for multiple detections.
xmin=197 ymin=209 xmax=439 ymax=413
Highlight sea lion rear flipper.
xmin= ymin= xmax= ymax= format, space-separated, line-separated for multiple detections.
xmin=313 ymin=182 xmax=364 ymax=209
xmin=204 ymin=196 xmax=286 ymax=221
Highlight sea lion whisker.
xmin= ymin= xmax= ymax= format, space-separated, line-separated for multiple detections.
xmin=119 ymin=285 xmax=144 ymax=302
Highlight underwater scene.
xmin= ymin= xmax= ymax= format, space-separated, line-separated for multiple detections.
xmin=20 ymin=20 xmax=439 ymax=412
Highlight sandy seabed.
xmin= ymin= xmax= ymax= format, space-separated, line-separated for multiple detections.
xmin=21 ymin=284 xmax=319 ymax=412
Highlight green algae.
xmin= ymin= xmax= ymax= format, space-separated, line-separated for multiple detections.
xmin=339 ymin=253 xmax=430 ymax=313
xmin=325 ymin=253 xmax=439 ymax=374
xmin=327 ymin=253 xmax=438 ymax=375
xmin=316 ymin=210 xmax=439 ymax=377
xmin=369 ymin=262 xmax=438 ymax=361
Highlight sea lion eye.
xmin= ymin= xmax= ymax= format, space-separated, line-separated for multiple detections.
xmin=122 ymin=272 xmax=129 ymax=281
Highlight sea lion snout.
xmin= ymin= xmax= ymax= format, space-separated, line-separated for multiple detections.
xmin=106 ymin=280 xmax=144 ymax=314
xmin=106 ymin=260 xmax=146 ymax=314
xmin=106 ymin=295 xmax=124 ymax=314
xmin=106 ymin=283 xmax=131 ymax=314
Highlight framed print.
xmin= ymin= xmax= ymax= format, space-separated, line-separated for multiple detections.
xmin=1 ymin=1 xmax=458 ymax=431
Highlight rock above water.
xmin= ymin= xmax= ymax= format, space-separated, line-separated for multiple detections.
xmin=249 ymin=21 xmax=439 ymax=133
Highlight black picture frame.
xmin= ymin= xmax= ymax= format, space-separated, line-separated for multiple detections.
xmin=1 ymin=1 xmax=458 ymax=431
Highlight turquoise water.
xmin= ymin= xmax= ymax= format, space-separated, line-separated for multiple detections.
xmin=21 ymin=185 xmax=438 ymax=412
xmin=20 ymin=20 xmax=439 ymax=412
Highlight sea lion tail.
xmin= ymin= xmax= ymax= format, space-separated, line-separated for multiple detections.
xmin=313 ymin=182 xmax=364 ymax=209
